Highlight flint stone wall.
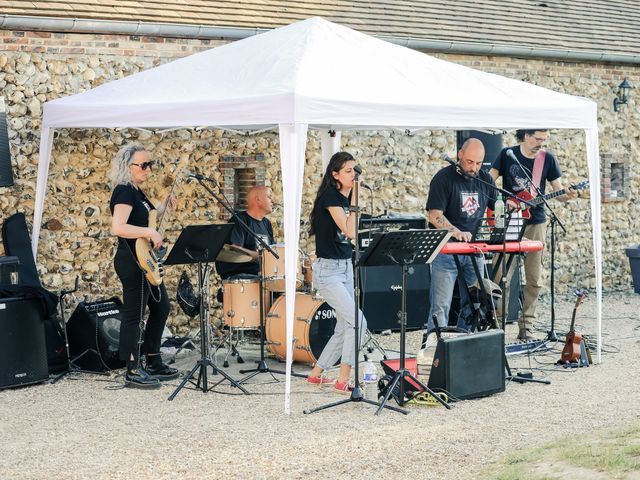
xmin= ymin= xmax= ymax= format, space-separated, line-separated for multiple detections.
xmin=0 ymin=30 xmax=637 ymax=332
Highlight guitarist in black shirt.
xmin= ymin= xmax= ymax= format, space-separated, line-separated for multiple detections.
xmin=109 ymin=144 xmax=179 ymax=388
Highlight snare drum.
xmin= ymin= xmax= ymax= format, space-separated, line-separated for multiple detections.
xmin=222 ymin=278 xmax=270 ymax=329
xmin=262 ymin=244 xmax=302 ymax=292
xmin=265 ymin=292 xmax=337 ymax=365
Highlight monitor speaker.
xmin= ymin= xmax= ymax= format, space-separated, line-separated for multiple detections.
xmin=428 ymin=329 xmax=505 ymax=399
xmin=360 ymin=264 xmax=429 ymax=332
xmin=0 ymin=296 xmax=48 ymax=389
xmin=67 ymin=297 xmax=125 ymax=372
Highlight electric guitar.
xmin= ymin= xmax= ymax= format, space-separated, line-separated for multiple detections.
xmin=560 ymin=289 xmax=588 ymax=364
xmin=135 ymin=160 xmax=187 ymax=286
xmin=513 ymin=180 xmax=589 ymax=219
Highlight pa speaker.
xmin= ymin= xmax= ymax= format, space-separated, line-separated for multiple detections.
xmin=428 ymin=329 xmax=505 ymax=399
xmin=0 ymin=296 xmax=48 ymax=389
xmin=360 ymin=264 xmax=429 ymax=332
xmin=67 ymin=297 xmax=125 ymax=372
xmin=457 ymin=130 xmax=503 ymax=172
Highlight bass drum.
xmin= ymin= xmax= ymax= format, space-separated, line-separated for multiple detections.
xmin=266 ymin=293 xmax=337 ymax=365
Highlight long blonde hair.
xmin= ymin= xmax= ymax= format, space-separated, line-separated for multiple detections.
xmin=109 ymin=143 xmax=146 ymax=187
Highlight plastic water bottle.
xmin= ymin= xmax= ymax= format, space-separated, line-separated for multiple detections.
xmin=494 ymin=194 xmax=505 ymax=229
xmin=362 ymin=360 xmax=378 ymax=401
xmin=416 ymin=348 xmax=431 ymax=386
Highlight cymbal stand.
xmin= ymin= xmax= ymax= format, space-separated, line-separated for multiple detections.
xmin=361 ymin=329 xmax=388 ymax=361
xmin=238 ymin=247 xmax=306 ymax=383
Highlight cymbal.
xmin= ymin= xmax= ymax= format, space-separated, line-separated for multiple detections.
xmin=216 ymin=244 xmax=254 ymax=263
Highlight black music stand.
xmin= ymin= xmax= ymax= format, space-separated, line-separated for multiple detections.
xmin=165 ymin=224 xmax=249 ymax=400
xmin=359 ymin=229 xmax=453 ymax=415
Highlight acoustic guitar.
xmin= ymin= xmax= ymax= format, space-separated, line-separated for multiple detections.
xmin=560 ymin=290 xmax=588 ymax=364
xmin=514 ymin=180 xmax=589 ymax=219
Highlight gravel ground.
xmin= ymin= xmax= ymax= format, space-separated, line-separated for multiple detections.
xmin=1 ymin=291 xmax=638 ymax=480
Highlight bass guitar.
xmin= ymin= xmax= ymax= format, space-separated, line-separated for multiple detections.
xmin=513 ymin=180 xmax=589 ymax=219
xmin=135 ymin=160 xmax=188 ymax=286
xmin=560 ymin=289 xmax=588 ymax=364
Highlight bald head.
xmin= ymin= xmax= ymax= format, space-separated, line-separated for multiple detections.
xmin=246 ymin=185 xmax=273 ymax=219
xmin=457 ymin=138 xmax=485 ymax=177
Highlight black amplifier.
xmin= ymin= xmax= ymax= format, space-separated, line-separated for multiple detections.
xmin=358 ymin=216 xmax=426 ymax=249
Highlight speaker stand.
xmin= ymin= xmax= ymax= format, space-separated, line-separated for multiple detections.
xmin=51 ymin=277 xmax=109 ymax=384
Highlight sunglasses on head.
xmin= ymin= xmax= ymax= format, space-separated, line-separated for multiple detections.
xmin=131 ymin=161 xmax=154 ymax=171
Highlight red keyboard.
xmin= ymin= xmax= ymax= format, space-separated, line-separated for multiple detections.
xmin=440 ymin=240 xmax=543 ymax=255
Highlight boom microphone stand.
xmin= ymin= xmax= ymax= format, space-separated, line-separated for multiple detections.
xmin=304 ymin=171 xmax=406 ymax=415
xmin=187 ymin=171 xmax=305 ymax=382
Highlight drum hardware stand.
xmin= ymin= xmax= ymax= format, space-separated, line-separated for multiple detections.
xmin=304 ymin=175 xmax=407 ymax=416
xmin=361 ymin=329 xmax=388 ymax=361
xmin=239 ymin=247 xmax=306 ymax=384
xmin=51 ymin=276 xmax=110 ymax=383
xmin=357 ymin=229 xmax=452 ymax=415
xmin=187 ymin=171 xmax=295 ymax=383
xmin=166 ymin=224 xmax=249 ymax=400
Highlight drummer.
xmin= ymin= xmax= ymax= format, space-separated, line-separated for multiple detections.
xmin=215 ymin=185 xmax=275 ymax=281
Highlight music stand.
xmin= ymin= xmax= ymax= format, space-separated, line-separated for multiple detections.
xmin=165 ymin=224 xmax=249 ymax=400
xmin=358 ymin=229 xmax=453 ymax=415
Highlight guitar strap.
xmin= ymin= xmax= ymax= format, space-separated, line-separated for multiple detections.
xmin=529 ymin=149 xmax=546 ymax=197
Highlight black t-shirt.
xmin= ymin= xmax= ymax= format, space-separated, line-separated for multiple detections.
xmin=426 ymin=165 xmax=496 ymax=236
xmin=313 ymin=187 xmax=352 ymax=259
xmin=491 ymin=145 xmax=561 ymax=225
xmin=215 ymin=210 xmax=275 ymax=280
xmin=109 ymin=184 xmax=155 ymax=251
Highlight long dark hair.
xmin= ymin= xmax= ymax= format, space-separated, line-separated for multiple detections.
xmin=515 ymin=129 xmax=548 ymax=142
xmin=309 ymin=151 xmax=355 ymax=236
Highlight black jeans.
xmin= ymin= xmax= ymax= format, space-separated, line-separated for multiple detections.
xmin=114 ymin=245 xmax=170 ymax=362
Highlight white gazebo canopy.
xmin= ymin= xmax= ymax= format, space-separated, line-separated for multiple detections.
xmin=34 ymin=17 xmax=602 ymax=413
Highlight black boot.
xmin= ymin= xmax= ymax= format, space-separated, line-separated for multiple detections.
xmin=125 ymin=361 xmax=161 ymax=389
xmin=146 ymin=354 xmax=180 ymax=381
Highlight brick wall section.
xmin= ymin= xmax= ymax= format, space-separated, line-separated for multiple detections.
xmin=0 ymin=30 xmax=225 ymax=57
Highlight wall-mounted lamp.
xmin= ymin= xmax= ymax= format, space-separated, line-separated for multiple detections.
xmin=613 ymin=78 xmax=633 ymax=112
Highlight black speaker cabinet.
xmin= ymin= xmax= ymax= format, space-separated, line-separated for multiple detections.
xmin=457 ymin=130 xmax=503 ymax=172
xmin=0 ymin=296 xmax=48 ymax=389
xmin=428 ymin=329 xmax=505 ymax=400
xmin=360 ymin=264 xmax=429 ymax=332
xmin=67 ymin=297 xmax=125 ymax=372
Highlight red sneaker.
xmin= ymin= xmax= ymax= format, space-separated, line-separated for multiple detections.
xmin=334 ymin=380 xmax=354 ymax=393
xmin=306 ymin=375 xmax=333 ymax=386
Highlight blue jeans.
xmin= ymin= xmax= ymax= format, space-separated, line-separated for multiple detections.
xmin=427 ymin=253 xmax=484 ymax=332
xmin=312 ymin=258 xmax=366 ymax=369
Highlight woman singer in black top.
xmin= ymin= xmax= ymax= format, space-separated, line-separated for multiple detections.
xmin=306 ymin=152 xmax=367 ymax=393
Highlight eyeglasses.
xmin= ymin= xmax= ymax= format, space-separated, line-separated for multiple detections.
xmin=130 ymin=161 xmax=154 ymax=171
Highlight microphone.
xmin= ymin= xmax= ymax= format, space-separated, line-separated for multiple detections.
xmin=184 ymin=169 xmax=214 ymax=182
xmin=442 ymin=154 xmax=457 ymax=167
xmin=506 ymin=149 xmax=518 ymax=162
xmin=352 ymin=164 xmax=371 ymax=189
xmin=353 ymin=164 xmax=363 ymax=176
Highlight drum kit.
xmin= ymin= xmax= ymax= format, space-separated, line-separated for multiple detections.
xmin=214 ymin=243 xmax=336 ymax=367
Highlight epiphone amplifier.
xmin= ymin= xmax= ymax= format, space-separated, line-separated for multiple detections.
xmin=67 ymin=297 xmax=125 ymax=372
xmin=428 ymin=329 xmax=505 ymax=400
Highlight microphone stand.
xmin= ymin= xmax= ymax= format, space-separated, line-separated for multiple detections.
xmin=189 ymin=174 xmax=305 ymax=382
xmin=304 ymin=173 xmax=405 ymax=415
xmin=506 ymin=151 xmax=566 ymax=342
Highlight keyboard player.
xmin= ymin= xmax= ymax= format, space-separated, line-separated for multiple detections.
xmin=425 ymin=139 xmax=496 ymax=334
